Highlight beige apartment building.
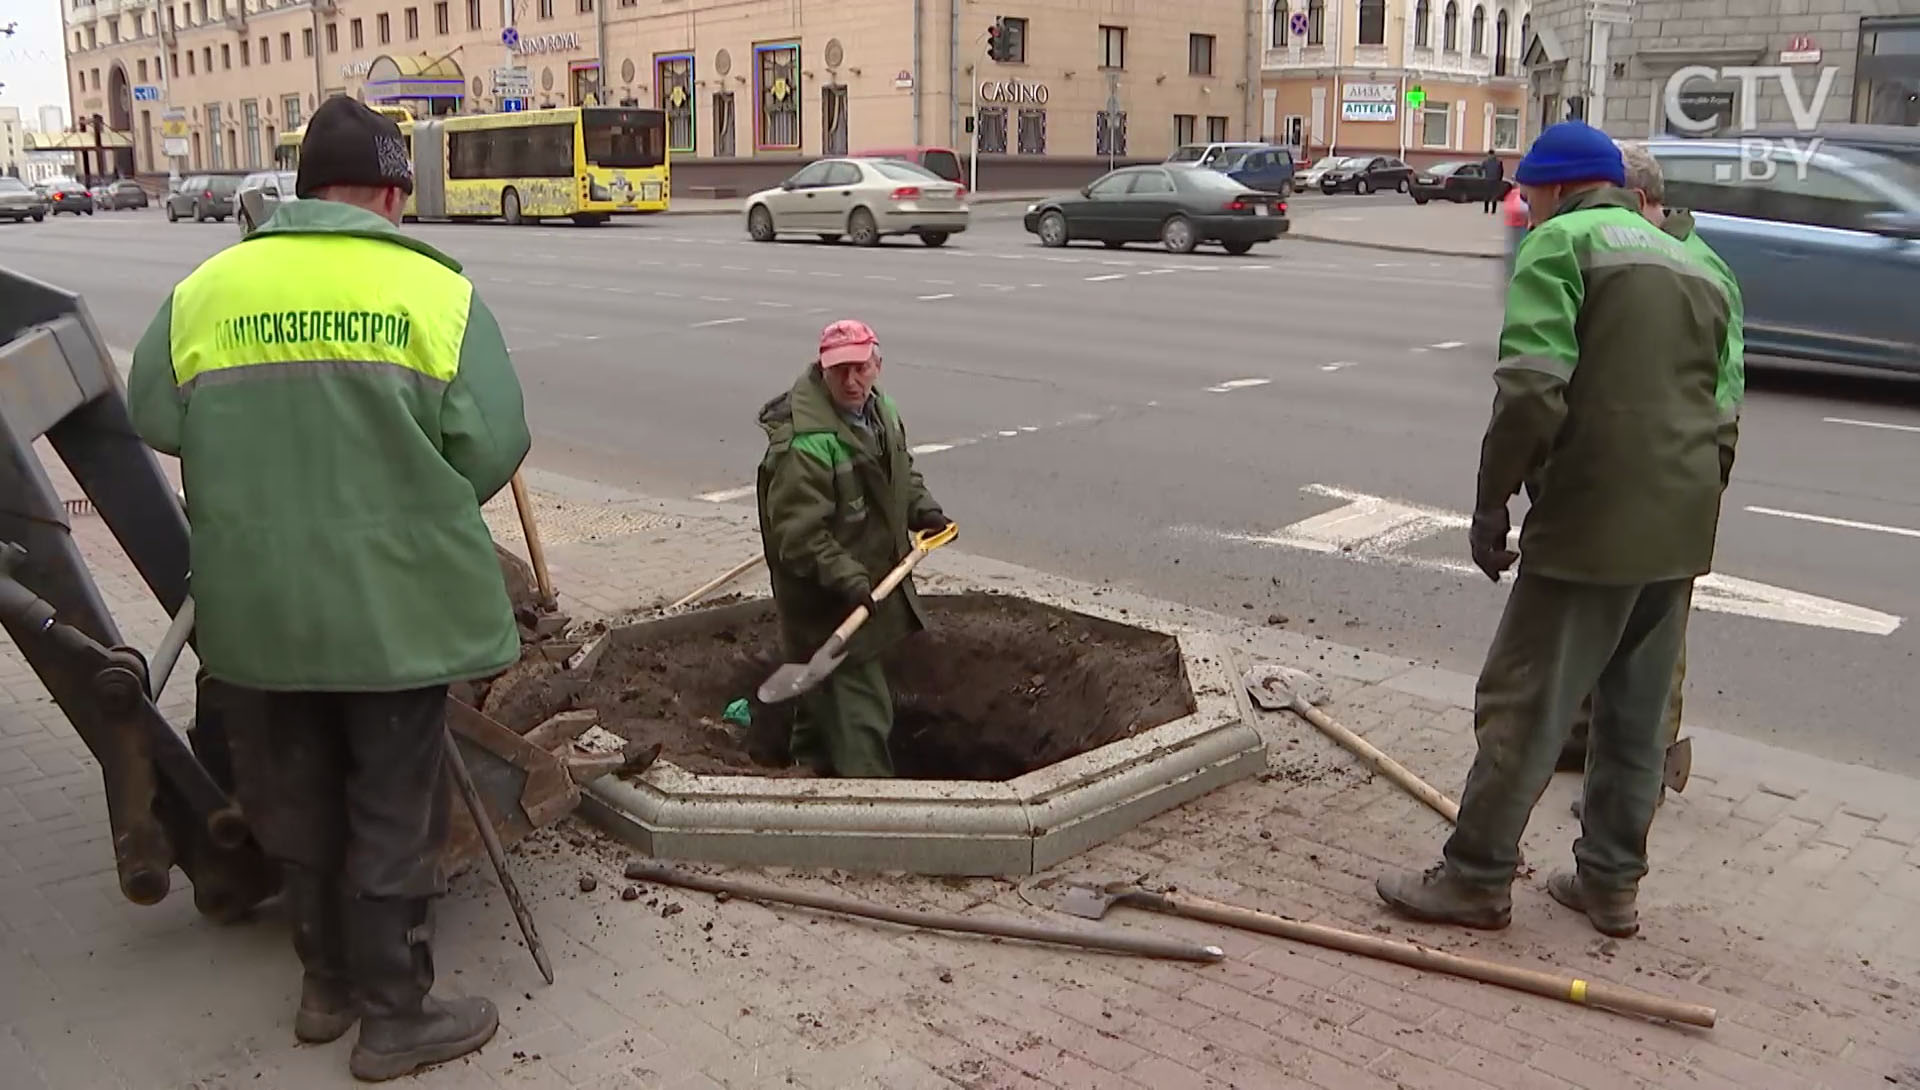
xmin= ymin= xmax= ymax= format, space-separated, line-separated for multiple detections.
xmin=1260 ymin=0 xmax=1531 ymax=167
xmin=63 ymin=0 xmax=1276 ymax=190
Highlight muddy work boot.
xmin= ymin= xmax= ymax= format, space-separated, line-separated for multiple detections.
xmin=1547 ymin=871 xmax=1638 ymax=938
xmin=346 ymin=897 xmax=498 ymax=1082
xmin=287 ymin=866 xmax=359 ymax=1044
xmin=1376 ymin=864 xmax=1512 ymax=930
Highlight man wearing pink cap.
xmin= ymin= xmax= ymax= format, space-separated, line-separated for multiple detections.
xmin=754 ymin=320 xmax=952 ymax=777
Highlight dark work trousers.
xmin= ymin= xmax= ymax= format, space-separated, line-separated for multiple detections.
xmin=220 ymin=684 xmax=453 ymax=899
xmin=790 ymin=659 xmax=896 ymax=778
xmin=1443 ymin=574 xmax=1693 ymax=893
xmin=1561 ymin=646 xmax=1687 ymax=767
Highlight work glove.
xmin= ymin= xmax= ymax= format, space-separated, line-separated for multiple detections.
xmin=1469 ymin=506 xmax=1519 ymax=583
xmin=910 ymin=508 xmax=951 ymax=533
xmin=843 ymin=580 xmax=880 ymax=616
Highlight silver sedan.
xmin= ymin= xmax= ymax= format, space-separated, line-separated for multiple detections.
xmin=745 ymin=157 xmax=969 ymax=247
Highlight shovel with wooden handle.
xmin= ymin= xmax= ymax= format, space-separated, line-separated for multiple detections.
xmin=757 ymin=523 xmax=958 ymax=704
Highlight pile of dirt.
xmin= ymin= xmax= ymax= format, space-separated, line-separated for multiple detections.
xmin=571 ymin=594 xmax=1196 ymax=781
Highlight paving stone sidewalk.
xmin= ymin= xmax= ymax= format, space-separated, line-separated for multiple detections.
xmin=1290 ymin=201 xmax=1506 ymax=259
xmin=4 ymin=461 xmax=1918 ymax=1090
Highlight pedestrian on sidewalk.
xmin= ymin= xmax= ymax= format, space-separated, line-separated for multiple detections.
xmin=1377 ymin=121 xmax=1735 ymax=940
xmin=754 ymin=320 xmax=953 ymax=777
xmin=1481 ymin=149 xmax=1506 ymax=213
xmin=127 ymin=96 xmax=531 ymax=1082
xmin=1557 ymin=141 xmax=1747 ymax=800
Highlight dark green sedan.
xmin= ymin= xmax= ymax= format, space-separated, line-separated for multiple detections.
xmin=1023 ymin=166 xmax=1289 ymax=254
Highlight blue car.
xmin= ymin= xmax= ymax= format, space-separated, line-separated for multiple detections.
xmin=1647 ymin=138 xmax=1920 ymax=375
xmin=1167 ymin=142 xmax=1297 ymax=196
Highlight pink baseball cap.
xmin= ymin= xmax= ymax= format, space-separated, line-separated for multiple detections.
xmin=818 ymin=319 xmax=879 ymax=369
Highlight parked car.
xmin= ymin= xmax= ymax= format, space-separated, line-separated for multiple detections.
xmin=1647 ymin=137 xmax=1920 ymax=375
xmin=0 ymin=177 xmax=50 ymax=222
xmin=237 ymin=170 xmax=298 ymax=234
xmin=1022 ymin=165 xmax=1288 ymax=254
xmin=746 ymin=157 xmax=969 ymax=246
xmin=1734 ymin=123 xmax=1920 ymax=169
xmin=851 ymin=146 xmax=967 ymax=187
xmin=43 ymin=178 xmax=95 ymax=215
xmin=1169 ymin=143 xmax=1297 ymax=196
xmin=95 ymin=179 xmax=150 ymax=210
xmin=166 ymin=174 xmax=242 ymax=222
xmin=1409 ymin=161 xmax=1513 ymax=204
xmin=1295 ymin=155 xmax=1345 ymax=191
xmin=1319 ymin=155 xmax=1414 ymax=194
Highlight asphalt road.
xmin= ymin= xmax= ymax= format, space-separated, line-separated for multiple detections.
xmin=7 ymin=200 xmax=1919 ymax=775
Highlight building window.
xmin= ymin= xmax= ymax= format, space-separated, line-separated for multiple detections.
xmin=1469 ymin=5 xmax=1485 ymax=55
xmin=434 ymin=3 xmax=447 ymax=35
xmin=821 ymin=84 xmax=848 ymax=155
xmin=656 ymin=53 xmax=695 ymax=153
xmin=276 ymin=32 xmax=288 ymax=59
xmin=1493 ymin=107 xmax=1520 ymax=150
xmin=138 ymin=58 xmax=148 ymax=80
xmin=242 ymin=100 xmax=260 ymax=167
xmin=1854 ymin=17 xmax=1920 ymax=125
xmin=1270 ymin=0 xmax=1287 ymax=46
xmin=1099 ymin=25 xmax=1125 ymax=69
xmin=283 ymin=93 xmax=302 ymax=130
xmin=998 ymin=16 xmax=1027 ymax=63
xmin=169 ymin=50 xmax=179 ymax=75
xmin=1495 ymin=10 xmax=1509 ymax=74
xmin=1017 ymin=107 xmax=1046 ymax=154
xmin=754 ymin=41 xmax=801 ymax=150
xmin=712 ymin=91 xmax=735 ymax=157
xmin=1207 ymin=115 xmax=1229 ymax=141
xmin=405 ymin=8 xmax=418 ymax=39
xmin=979 ymin=105 xmax=1009 ymax=153
xmin=207 ymin=103 xmax=224 ymax=169
xmin=240 ymin=39 xmax=250 ymax=64
xmin=351 ymin=18 xmax=363 ymax=48
xmin=1415 ymin=0 xmax=1430 ymax=47
xmin=1307 ymin=0 xmax=1325 ymax=45
xmin=467 ymin=0 xmax=481 ymax=29
xmin=1359 ymin=0 xmax=1386 ymax=45
xmin=1421 ymin=100 xmax=1451 ymax=147
xmin=537 ymin=0 xmax=553 ymax=18
xmin=302 ymin=28 xmax=313 ymax=57
xmin=578 ymin=0 xmax=593 ymax=12
xmin=1521 ymin=13 xmax=1530 ymax=50
xmin=377 ymin=14 xmax=390 ymax=44
xmin=1189 ymin=34 xmax=1215 ymax=76
xmin=1443 ymin=1 xmax=1458 ymax=50
xmin=203 ymin=45 xmax=212 ymax=70
xmin=110 ymin=21 xmax=121 ymax=43
xmin=186 ymin=51 xmax=195 ymax=74
xmin=1174 ymin=113 xmax=1197 ymax=145
xmin=1096 ymin=109 xmax=1127 ymax=156
xmin=222 ymin=42 xmax=231 ymax=68
xmin=134 ymin=12 xmax=144 ymax=35
xmin=259 ymin=35 xmax=268 ymax=62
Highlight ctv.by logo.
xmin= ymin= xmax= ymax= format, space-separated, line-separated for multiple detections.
xmin=1663 ymin=64 xmax=1842 ymax=182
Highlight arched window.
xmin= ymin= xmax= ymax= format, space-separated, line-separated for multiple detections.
xmin=1470 ymin=5 xmax=1486 ymax=55
xmin=1272 ymin=0 xmax=1287 ymax=46
xmin=1307 ymin=0 xmax=1326 ymax=45
xmin=1495 ymin=9 xmax=1510 ymax=74
xmin=1521 ymin=13 xmax=1532 ymax=56
xmin=1443 ymin=1 xmax=1459 ymax=51
xmin=1358 ymin=0 xmax=1386 ymax=45
xmin=1415 ymin=0 xmax=1432 ymax=47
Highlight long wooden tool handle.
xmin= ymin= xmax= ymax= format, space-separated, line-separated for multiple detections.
xmin=1148 ymin=892 xmax=1713 ymax=1027
xmin=627 ymin=862 xmax=1224 ymax=964
xmin=444 ymin=732 xmax=555 ymax=985
xmin=820 ymin=546 xmax=930 ymax=651
xmin=508 ymin=472 xmax=557 ymax=608
xmin=669 ymin=554 xmax=765 ymax=611
xmin=1295 ymin=700 xmax=1460 ymax=824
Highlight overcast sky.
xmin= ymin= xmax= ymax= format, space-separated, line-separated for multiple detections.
xmin=2 ymin=0 xmax=71 ymax=124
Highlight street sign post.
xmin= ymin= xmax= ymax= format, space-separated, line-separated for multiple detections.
xmin=491 ymin=66 xmax=532 ymax=96
xmin=161 ymin=109 xmax=189 ymax=161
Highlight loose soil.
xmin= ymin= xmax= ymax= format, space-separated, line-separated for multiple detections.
xmin=570 ymin=594 xmax=1196 ymax=781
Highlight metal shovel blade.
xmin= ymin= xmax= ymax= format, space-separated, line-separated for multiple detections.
xmin=1664 ymin=736 xmax=1693 ymax=794
xmin=1017 ymin=876 xmax=1129 ymax=920
xmin=756 ymin=646 xmax=847 ymax=704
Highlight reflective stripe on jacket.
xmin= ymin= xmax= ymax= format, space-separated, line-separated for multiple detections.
xmin=128 ymin=199 xmax=532 ymax=691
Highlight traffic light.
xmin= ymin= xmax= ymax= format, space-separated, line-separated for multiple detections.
xmin=986 ymin=18 xmax=1013 ymax=63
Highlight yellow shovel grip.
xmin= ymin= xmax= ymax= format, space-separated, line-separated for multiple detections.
xmin=912 ymin=523 xmax=959 ymax=551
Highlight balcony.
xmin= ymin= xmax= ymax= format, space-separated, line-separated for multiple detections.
xmin=69 ymin=1 xmax=99 ymax=26
xmin=1264 ymin=43 xmax=1336 ymax=71
xmin=95 ymin=0 xmax=126 ymax=16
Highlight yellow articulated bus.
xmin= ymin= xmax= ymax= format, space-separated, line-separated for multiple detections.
xmin=275 ymin=104 xmax=669 ymax=225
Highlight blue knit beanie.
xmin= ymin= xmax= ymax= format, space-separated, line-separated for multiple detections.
xmin=1514 ymin=121 xmax=1626 ymax=187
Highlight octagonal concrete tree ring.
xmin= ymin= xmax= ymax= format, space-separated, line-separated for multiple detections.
xmin=580 ymin=591 xmax=1264 ymax=876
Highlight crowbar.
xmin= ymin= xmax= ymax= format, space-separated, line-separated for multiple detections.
xmin=443 ymin=730 xmax=554 ymax=985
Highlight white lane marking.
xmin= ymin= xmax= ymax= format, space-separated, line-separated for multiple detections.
xmin=998 ymin=430 xmax=1021 ymax=437
xmin=1205 ymin=378 xmax=1272 ymax=393
xmin=654 ymin=291 xmax=683 ymax=299
xmin=757 ymin=300 xmax=794 ymax=308
xmin=1374 ymin=261 xmax=1407 ymax=268
xmin=1321 ymin=361 xmax=1358 ymax=372
xmin=1746 ymin=506 xmax=1920 ymax=540
xmin=1429 ymin=340 xmax=1466 ymax=350
xmin=691 ymin=317 xmax=747 ymax=328
xmin=1085 ymin=273 xmax=1127 ymax=282
xmin=1240 ymin=264 xmax=1272 ymax=271
xmin=1018 ymin=426 xmax=1039 ymax=433
xmin=723 ymin=266 xmax=750 ymax=272
xmin=918 ymin=293 xmax=955 ymax=301
xmin=1026 ymin=283 xmax=1045 ymax=288
xmin=866 ymin=274 xmax=895 ymax=281
xmin=1823 ymin=417 xmax=1920 ymax=435
xmin=1201 ymin=484 xmax=1903 ymax=635
xmin=808 ymin=271 xmax=843 ymax=278
xmin=697 ymin=485 xmax=758 ymax=503
xmin=555 ymin=332 xmax=600 ymax=342
xmin=910 ymin=443 xmax=953 ymax=455
xmin=698 ymin=296 xmax=733 ymax=303
xmin=926 ymin=279 xmax=955 ymax=285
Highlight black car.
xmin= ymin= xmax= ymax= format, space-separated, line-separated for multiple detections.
xmin=1409 ymin=161 xmax=1513 ymax=204
xmin=1023 ymin=166 xmax=1289 ymax=255
xmin=1320 ymin=155 xmax=1414 ymax=194
xmin=43 ymin=177 xmax=95 ymax=215
xmin=96 ymin=179 xmax=150 ymax=210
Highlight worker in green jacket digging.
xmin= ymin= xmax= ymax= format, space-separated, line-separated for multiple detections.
xmin=755 ymin=320 xmax=951 ymax=777
xmin=128 ymin=97 xmax=527 ymax=1083
xmin=1377 ymin=122 xmax=1734 ymax=941
xmin=1556 ymin=141 xmax=1746 ymax=802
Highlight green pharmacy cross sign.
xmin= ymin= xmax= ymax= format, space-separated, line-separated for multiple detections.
xmin=1406 ymin=85 xmax=1426 ymax=108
